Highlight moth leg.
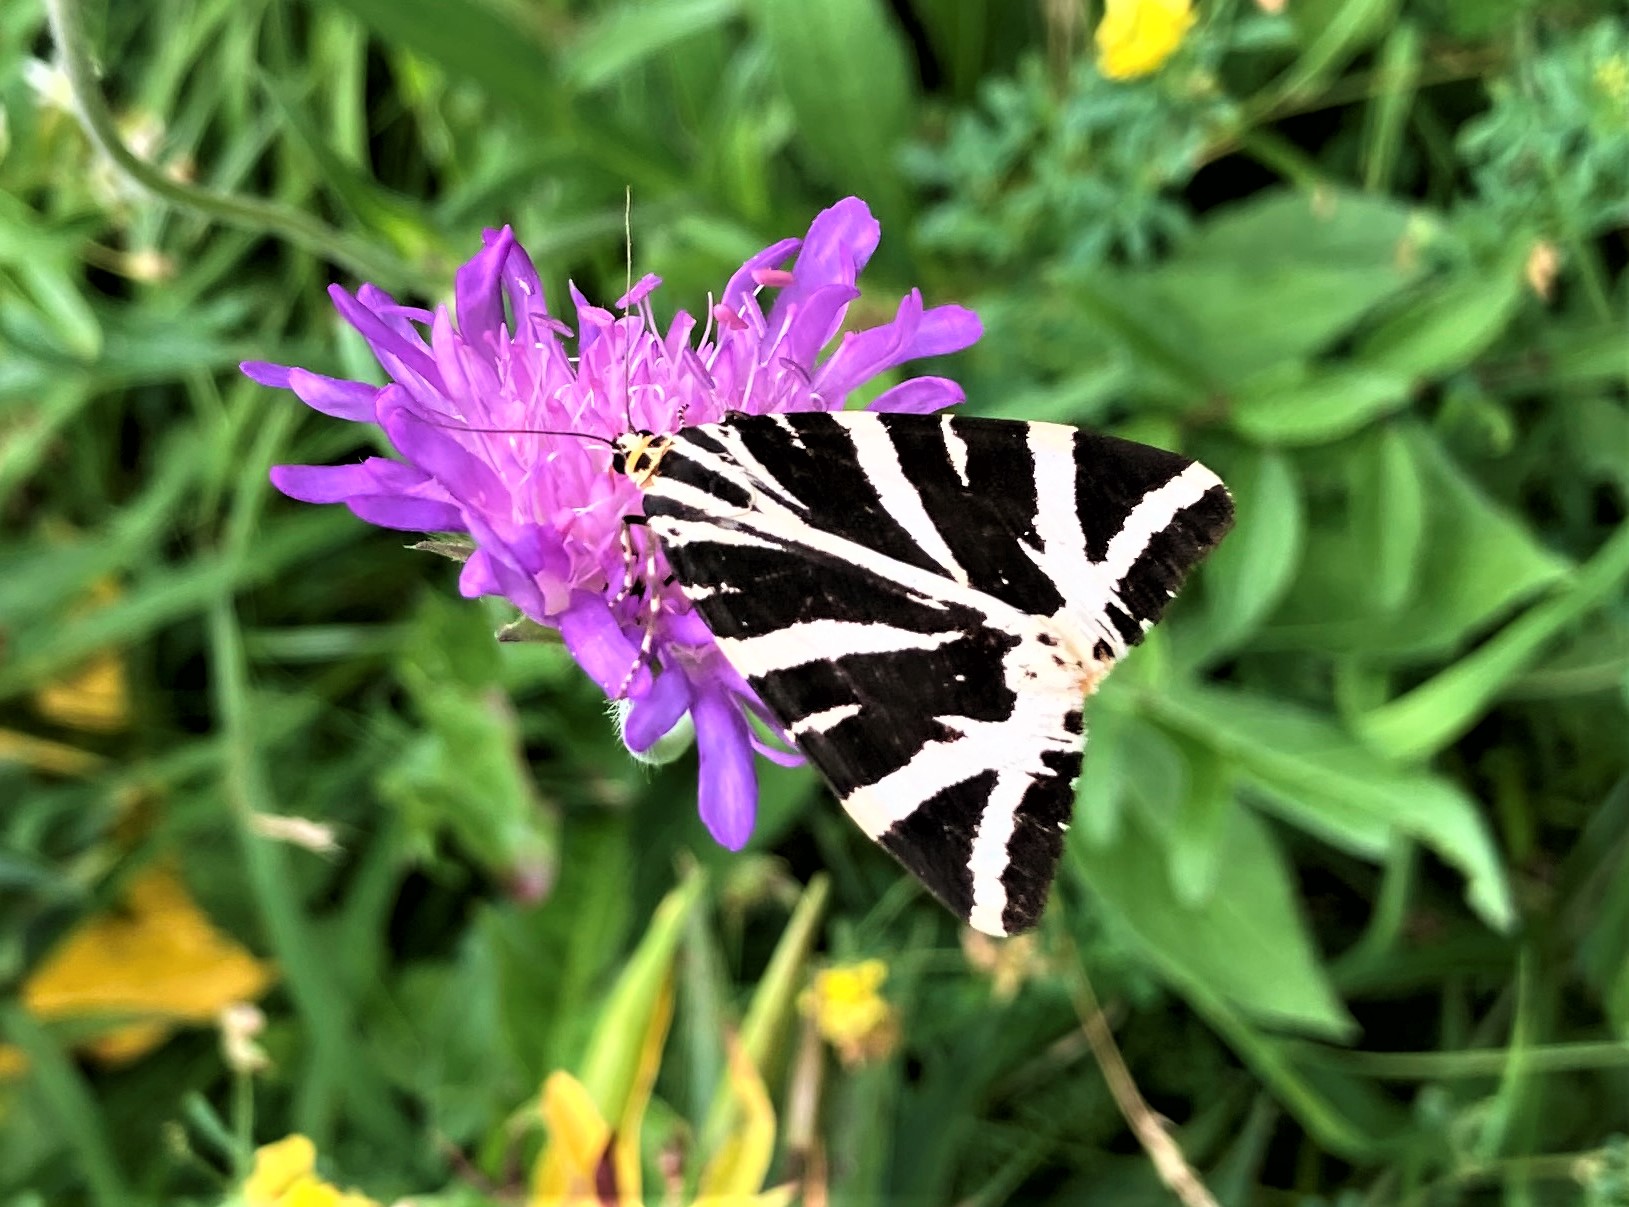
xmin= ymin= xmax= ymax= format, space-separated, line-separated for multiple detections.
xmin=612 ymin=515 xmax=664 ymax=700
xmin=608 ymin=518 xmax=644 ymax=608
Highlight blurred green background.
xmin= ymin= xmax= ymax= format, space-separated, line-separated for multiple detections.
xmin=3 ymin=0 xmax=1628 ymax=1203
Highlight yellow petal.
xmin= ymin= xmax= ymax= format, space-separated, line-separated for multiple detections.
xmin=244 ymin=1135 xmax=318 ymax=1206
xmin=1095 ymin=0 xmax=1196 ymax=80
xmin=34 ymin=650 xmax=129 ymax=732
xmin=0 ymin=727 xmax=104 ymax=777
xmin=83 ymin=1020 xmax=173 ymax=1065
xmin=696 ymin=1036 xmax=777 ymax=1198
xmin=610 ymin=975 xmax=673 ymax=1201
xmin=21 ymin=867 xmax=275 ymax=1060
xmin=0 ymin=1045 xmax=30 ymax=1080
xmin=799 ymin=960 xmax=897 ymax=1066
xmin=532 ymin=1071 xmax=613 ymax=1205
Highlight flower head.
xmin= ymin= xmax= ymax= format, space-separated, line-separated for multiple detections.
xmin=247 ymin=198 xmax=980 ymax=851
xmin=15 ymin=866 xmax=274 ymax=1066
xmin=243 ymin=1135 xmax=379 ymax=1207
xmin=799 ymin=958 xmax=899 ymax=1068
xmin=1095 ymin=0 xmax=1196 ymax=80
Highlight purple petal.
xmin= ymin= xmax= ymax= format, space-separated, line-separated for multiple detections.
xmin=777 ymin=283 xmax=861 ymax=370
xmin=868 ymin=376 xmax=966 ymax=415
xmin=429 ymin=306 xmax=478 ymax=412
xmin=811 ymin=290 xmax=922 ymax=400
xmin=664 ymin=310 xmax=697 ymax=362
xmin=721 ymin=237 xmax=802 ymax=313
xmin=456 ymin=227 xmax=514 ymax=348
xmin=269 ymin=459 xmax=433 ymax=503
xmin=462 ymin=539 xmax=549 ymax=620
xmin=908 ymin=303 xmax=984 ymax=359
xmin=378 ymin=396 xmax=514 ymax=517
xmin=763 ymin=198 xmax=879 ymax=343
xmin=328 ymin=285 xmax=441 ymax=389
xmin=460 ymin=550 xmax=502 ymax=596
xmin=616 ymin=274 xmax=662 ymax=311
xmin=623 ymin=670 xmax=694 ymax=752
xmin=288 ymin=368 xmax=379 ymax=421
xmin=797 ymin=198 xmax=880 ymax=287
xmin=570 ymin=282 xmax=615 ymax=357
xmin=348 ymin=495 xmax=467 ymax=531
xmin=499 ymin=235 xmax=552 ymax=330
xmin=558 ymin=592 xmax=648 ymax=697
xmin=241 ymin=361 xmax=293 ymax=388
xmin=748 ymin=728 xmax=806 ymax=767
xmin=692 ymin=689 xmax=757 ymax=850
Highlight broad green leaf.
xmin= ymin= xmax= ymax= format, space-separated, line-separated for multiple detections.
xmin=1182 ymin=446 xmax=1304 ymax=661
xmin=1151 ymin=684 xmax=1514 ymax=931
xmin=1165 ymin=737 xmax=1238 ymax=907
xmin=1071 ymin=762 xmax=1353 ymax=1037
xmin=1268 ymin=425 xmax=1570 ymax=659
xmin=1349 ymin=424 xmax=1425 ymax=614
xmin=753 ymin=0 xmax=915 ymax=233
xmin=1229 ymin=364 xmax=1413 ymax=445
xmin=1142 ymin=189 xmax=1422 ymax=388
xmin=1358 ymin=518 xmax=1629 ymax=760
xmin=1075 ymin=693 xmax=1133 ymax=847
xmin=1357 ymin=248 xmax=1528 ymax=380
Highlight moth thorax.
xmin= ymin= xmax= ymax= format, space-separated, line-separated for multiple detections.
xmin=614 ymin=431 xmax=672 ymax=486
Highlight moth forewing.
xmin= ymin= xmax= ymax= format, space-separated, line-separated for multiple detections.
xmin=624 ymin=409 xmax=1233 ymax=935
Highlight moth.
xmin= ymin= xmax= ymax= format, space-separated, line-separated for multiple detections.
xmin=617 ymin=409 xmax=1233 ymax=937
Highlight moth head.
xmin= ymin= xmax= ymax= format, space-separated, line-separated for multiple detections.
xmin=613 ymin=430 xmax=671 ymax=485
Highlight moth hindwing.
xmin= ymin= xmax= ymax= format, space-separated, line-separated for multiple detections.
xmin=632 ymin=409 xmax=1234 ymax=936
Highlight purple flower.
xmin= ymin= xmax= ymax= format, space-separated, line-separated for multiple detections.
xmin=246 ymin=198 xmax=982 ymax=850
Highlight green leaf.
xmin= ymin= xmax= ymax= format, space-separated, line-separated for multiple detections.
xmin=1268 ymin=425 xmax=1571 ymax=659
xmin=1071 ymin=754 xmax=1354 ymax=1037
xmin=753 ymin=0 xmax=916 ymax=231
xmin=1182 ymin=446 xmax=1304 ymax=661
xmin=1165 ymin=736 xmax=1238 ymax=907
xmin=1122 ymin=189 xmax=1422 ymax=390
xmin=1357 ymin=249 xmax=1529 ymax=380
xmin=567 ymin=0 xmax=743 ymax=92
xmin=379 ymin=594 xmax=558 ymax=889
xmin=1358 ymin=518 xmax=1629 ymax=760
xmin=1229 ymin=363 xmax=1413 ymax=445
xmin=328 ymin=0 xmax=563 ymax=126
xmin=1151 ymin=683 xmax=1514 ymax=931
xmin=578 ymin=868 xmax=707 ymax=1120
xmin=1349 ymin=424 xmax=1426 ymax=614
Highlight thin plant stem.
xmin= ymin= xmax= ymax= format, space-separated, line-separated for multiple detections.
xmin=43 ymin=0 xmax=417 ymax=288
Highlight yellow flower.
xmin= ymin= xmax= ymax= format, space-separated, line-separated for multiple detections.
xmin=530 ymin=874 xmax=798 ymax=1207
xmin=799 ymin=959 xmax=899 ymax=1068
xmin=534 ymin=1070 xmax=626 ymax=1206
xmin=1095 ymin=0 xmax=1196 ymax=80
xmin=15 ymin=866 xmax=275 ymax=1065
xmin=243 ymin=1135 xmax=379 ymax=1207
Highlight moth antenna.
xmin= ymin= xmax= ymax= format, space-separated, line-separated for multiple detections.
xmin=622 ymin=185 xmax=635 ymax=435
xmin=413 ymin=416 xmax=618 ymax=450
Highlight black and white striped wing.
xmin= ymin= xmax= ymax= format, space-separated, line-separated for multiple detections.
xmin=639 ymin=410 xmax=1232 ymax=935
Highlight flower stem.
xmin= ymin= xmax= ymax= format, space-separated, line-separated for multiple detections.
xmin=42 ymin=0 xmax=417 ymax=288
